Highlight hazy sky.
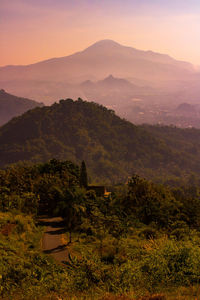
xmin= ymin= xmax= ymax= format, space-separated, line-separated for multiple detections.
xmin=1 ymin=0 xmax=200 ymax=66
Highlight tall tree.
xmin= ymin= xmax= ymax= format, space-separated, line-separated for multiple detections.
xmin=80 ymin=161 xmax=88 ymax=188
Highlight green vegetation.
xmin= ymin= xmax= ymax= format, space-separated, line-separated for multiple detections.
xmin=1 ymin=159 xmax=200 ymax=299
xmin=1 ymin=99 xmax=200 ymax=184
xmin=0 ymin=212 xmax=70 ymax=299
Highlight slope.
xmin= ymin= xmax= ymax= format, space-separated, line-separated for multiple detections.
xmin=0 ymin=89 xmax=43 ymax=125
xmin=0 ymin=99 xmax=200 ymax=183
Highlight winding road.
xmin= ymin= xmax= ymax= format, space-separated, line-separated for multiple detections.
xmin=39 ymin=216 xmax=69 ymax=263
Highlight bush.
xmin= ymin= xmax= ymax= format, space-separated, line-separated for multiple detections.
xmin=139 ymin=237 xmax=200 ymax=291
xmin=139 ymin=228 xmax=158 ymax=240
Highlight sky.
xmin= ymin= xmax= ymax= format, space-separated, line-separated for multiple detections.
xmin=1 ymin=0 xmax=200 ymax=66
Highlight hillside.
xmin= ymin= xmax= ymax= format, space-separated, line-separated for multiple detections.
xmin=2 ymin=159 xmax=200 ymax=299
xmin=1 ymin=99 xmax=200 ymax=183
xmin=0 ymin=89 xmax=43 ymax=125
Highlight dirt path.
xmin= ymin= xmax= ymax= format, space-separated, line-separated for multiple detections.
xmin=38 ymin=216 xmax=69 ymax=263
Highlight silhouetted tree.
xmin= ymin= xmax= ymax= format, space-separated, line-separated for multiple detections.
xmin=80 ymin=161 xmax=88 ymax=188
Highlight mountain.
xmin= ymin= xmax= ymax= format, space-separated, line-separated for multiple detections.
xmin=176 ymin=102 xmax=196 ymax=113
xmin=79 ymin=75 xmax=156 ymax=116
xmin=80 ymin=74 xmax=151 ymax=92
xmin=0 ymin=89 xmax=43 ymax=126
xmin=0 ymin=40 xmax=196 ymax=104
xmin=98 ymin=74 xmax=134 ymax=88
xmin=1 ymin=98 xmax=200 ymax=183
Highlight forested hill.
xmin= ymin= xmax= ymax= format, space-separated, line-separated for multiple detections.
xmin=0 ymin=98 xmax=200 ymax=183
xmin=0 ymin=89 xmax=43 ymax=125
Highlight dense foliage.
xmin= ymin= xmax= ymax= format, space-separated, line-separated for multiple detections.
xmin=1 ymin=159 xmax=200 ymax=298
xmin=1 ymin=99 xmax=200 ymax=183
xmin=0 ymin=159 xmax=80 ymax=215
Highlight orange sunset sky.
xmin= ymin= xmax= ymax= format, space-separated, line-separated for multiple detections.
xmin=1 ymin=0 xmax=200 ymax=67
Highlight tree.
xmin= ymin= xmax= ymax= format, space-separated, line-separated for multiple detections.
xmin=124 ymin=175 xmax=180 ymax=227
xmin=58 ymin=187 xmax=86 ymax=243
xmin=80 ymin=161 xmax=88 ymax=188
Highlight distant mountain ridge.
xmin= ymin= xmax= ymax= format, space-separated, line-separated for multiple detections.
xmin=0 ymin=39 xmax=194 ymax=82
xmin=0 ymin=39 xmax=197 ymax=105
xmin=80 ymin=74 xmax=152 ymax=93
xmin=79 ymin=75 xmax=155 ymax=112
xmin=176 ymin=103 xmax=196 ymax=113
xmin=0 ymin=89 xmax=43 ymax=126
xmin=98 ymin=74 xmax=133 ymax=88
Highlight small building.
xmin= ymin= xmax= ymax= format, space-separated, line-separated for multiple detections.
xmin=87 ymin=185 xmax=111 ymax=197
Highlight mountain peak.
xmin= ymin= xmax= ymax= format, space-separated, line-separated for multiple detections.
xmin=105 ymin=74 xmax=115 ymax=80
xmin=84 ymin=39 xmax=122 ymax=51
xmin=92 ymin=39 xmax=121 ymax=45
xmin=99 ymin=74 xmax=132 ymax=87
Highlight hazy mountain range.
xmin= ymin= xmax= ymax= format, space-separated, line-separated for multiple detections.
xmin=0 ymin=40 xmax=198 ymax=101
xmin=0 ymin=40 xmax=194 ymax=82
xmin=1 ymin=39 xmax=200 ymax=127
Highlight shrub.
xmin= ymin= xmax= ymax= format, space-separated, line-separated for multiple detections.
xmin=139 ymin=237 xmax=200 ymax=291
xmin=139 ymin=228 xmax=158 ymax=240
